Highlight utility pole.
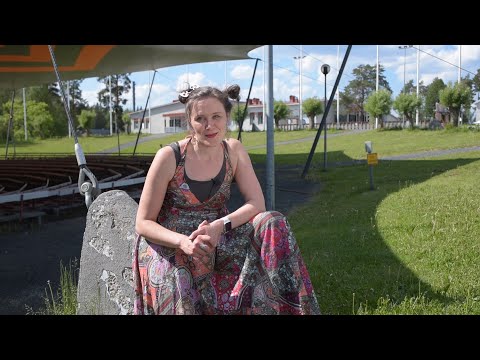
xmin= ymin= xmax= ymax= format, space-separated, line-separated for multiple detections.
xmin=375 ymin=45 xmax=379 ymax=129
xmin=23 ymin=88 xmax=27 ymax=140
xmin=336 ymin=45 xmax=340 ymax=128
xmin=294 ymin=46 xmax=306 ymax=127
xmin=109 ymin=75 xmax=113 ymax=136
xmin=416 ymin=45 xmax=420 ymax=126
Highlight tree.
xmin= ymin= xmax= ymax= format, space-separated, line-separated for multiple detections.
xmin=230 ymin=102 xmax=248 ymax=127
xmin=364 ymin=89 xmax=393 ymax=128
xmin=77 ymin=109 xmax=96 ymax=136
xmin=302 ymin=97 xmax=323 ymax=130
xmin=393 ymin=93 xmax=422 ymax=129
xmin=424 ymin=78 xmax=446 ymax=120
xmin=27 ymin=84 xmax=68 ymax=136
xmin=401 ymin=79 xmax=416 ymax=94
xmin=340 ymin=64 xmax=391 ymax=122
xmin=92 ymin=104 xmax=109 ymax=129
xmin=273 ymin=101 xmax=290 ymax=127
xmin=97 ymin=74 xmax=132 ymax=133
xmin=439 ymin=82 xmax=473 ymax=127
xmin=64 ymin=80 xmax=88 ymax=117
xmin=122 ymin=113 xmax=132 ymax=134
xmin=0 ymin=101 xmax=54 ymax=141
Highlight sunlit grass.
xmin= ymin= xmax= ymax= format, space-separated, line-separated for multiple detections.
xmin=26 ymin=259 xmax=79 ymax=315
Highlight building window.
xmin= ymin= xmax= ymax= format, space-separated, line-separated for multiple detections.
xmin=133 ymin=121 xmax=139 ymax=129
xmin=258 ymin=112 xmax=263 ymax=125
xmin=169 ymin=118 xmax=181 ymax=128
xmin=250 ymin=113 xmax=255 ymax=125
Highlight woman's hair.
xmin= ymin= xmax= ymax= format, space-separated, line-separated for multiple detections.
xmin=178 ymin=84 xmax=241 ymax=122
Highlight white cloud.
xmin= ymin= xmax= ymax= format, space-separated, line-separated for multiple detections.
xmin=231 ymin=64 xmax=255 ymax=80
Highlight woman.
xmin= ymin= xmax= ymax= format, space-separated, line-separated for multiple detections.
xmin=133 ymin=84 xmax=320 ymax=314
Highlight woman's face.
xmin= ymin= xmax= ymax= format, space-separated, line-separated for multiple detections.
xmin=189 ymin=97 xmax=228 ymax=147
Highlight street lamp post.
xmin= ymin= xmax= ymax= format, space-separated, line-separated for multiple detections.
xmin=321 ymin=64 xmax=330 ymax=171
xmin=398 ymin=45 xmax=412 ymax=124
xmin=398 ymin=45 xmax=410 ymax=91
xmin=294 ymin=47 xmax=306 ymax=128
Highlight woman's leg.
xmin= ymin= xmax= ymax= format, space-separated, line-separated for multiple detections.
xmin=250 ymin=211 xmax=321 ymax=315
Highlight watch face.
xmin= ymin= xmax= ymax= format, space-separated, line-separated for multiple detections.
xmin=225 ymin=219 xmax=232 ymax=232
xmin=223 ymin=217 xmax=232 ymax=233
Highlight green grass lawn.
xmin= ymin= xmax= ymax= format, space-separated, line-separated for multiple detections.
xmin=0 ymin=134 xmax=150 ymax=155
xmin=16 ymin=128 xmax=480 ymax=314
xmin=283 ymin=149 xmax=480 ymax=314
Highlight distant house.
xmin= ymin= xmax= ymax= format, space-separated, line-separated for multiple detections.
xmin=129 ymin=100 xmax=186 ymax=134
xmin=230 ymin=98 xmax=263 ymax=132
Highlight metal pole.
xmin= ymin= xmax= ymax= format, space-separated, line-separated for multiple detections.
xmin=369 ymin=165 xmax=374 ymax=190
xmin=416 ymin=45 xmax=420 ymax=126
xmin=132 ymin=81 xmax=136 ymax=112
xmin=336 ymin=45 xmax=340 ymax=129
xmin=263 ymin=46 xmax=266 ymax=132
xmin=23 ymin=88 xmax=27 ymax=141
xmin=148 ymin=71 xmax=151 ymax=134
xmin=67 ymin=81 xmax=71 ymax=138
xmin=323 ymin=72 xmax=327 ymax=171
xmin=109 ymin=75 xmax=113 ymax=136
xmin=375 ymin=45 xmax=379 ymax=129
xmin=458 ymin=45 xmax=461 ymax=83
xmin=294 ymin=49 xmax=306 ymax=127
xmin=224 ymin=60 xmax=227 ymax=89
xmin=299 ymin=45 xmax=303 ymax=127
xmin=458 ymin=45 xmax=462 ymax=125
xmin=403 ymin=49 xmax=406 ymax=124
xmin=265 ymin=45 xmax=275 ymax=211
xmin=237 ymin=59 xmax=259 ymax=141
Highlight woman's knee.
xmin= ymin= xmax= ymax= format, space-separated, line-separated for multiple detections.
xmin=251 ymin=210 xmax=287 ymax=229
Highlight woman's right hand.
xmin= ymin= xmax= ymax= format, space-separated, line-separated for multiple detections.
xmin=178 ymin=234 xmax=212 ymax=259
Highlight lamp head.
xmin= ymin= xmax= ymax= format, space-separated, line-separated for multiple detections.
xmin=365 ymin=141 xmax=373 ymax=154
xmin=321 ymin=64 xmax=330 ymax=75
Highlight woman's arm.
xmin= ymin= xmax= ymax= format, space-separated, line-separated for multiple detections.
xmin=135 ymin=144 xmax=198 ymax=255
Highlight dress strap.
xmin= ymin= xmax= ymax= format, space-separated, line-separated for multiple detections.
xmin=178 ymin=137 xmax=192 ymax=166
xmin=222 ymin=139 xmax=233 ymax=173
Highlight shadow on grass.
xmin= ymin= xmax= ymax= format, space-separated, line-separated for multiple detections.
xmin=247 ymin=151 xmax=479 ymax=314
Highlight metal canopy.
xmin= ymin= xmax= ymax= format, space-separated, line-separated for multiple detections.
xmin=0 ymin=45 xmax=262 ymax=89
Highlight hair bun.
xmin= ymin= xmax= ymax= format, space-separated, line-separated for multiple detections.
xmin=178 ymin=91 xmax=189 ymax=104
xmin=225 ymin=84 xmax=240 ymax=101
xmin=178 ymin=84 xmax=200 ymax=104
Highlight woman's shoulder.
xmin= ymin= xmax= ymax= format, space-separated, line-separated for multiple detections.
xmin=224 ymin=137 xmax=244 ymax=152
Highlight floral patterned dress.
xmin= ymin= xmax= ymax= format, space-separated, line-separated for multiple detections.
xmin=133 ymin=139 xmax=320 ymax=315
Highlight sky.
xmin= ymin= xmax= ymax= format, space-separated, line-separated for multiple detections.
xmin=79 ymin=45 xmax=480 ymax=113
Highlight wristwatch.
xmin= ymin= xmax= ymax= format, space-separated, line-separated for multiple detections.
xmin=222 ymin=216 xmax=232 ymax=234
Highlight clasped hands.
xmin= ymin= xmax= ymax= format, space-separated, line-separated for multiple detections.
xmin=179 ymin=219 xmax=223 ymax=259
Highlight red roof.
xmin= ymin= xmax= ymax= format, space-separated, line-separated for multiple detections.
xmin=163 ymin=112 xmax=186 ymax=117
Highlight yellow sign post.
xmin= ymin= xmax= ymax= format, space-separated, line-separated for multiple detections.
xmin=367 ymin=153 xmax=378 ymax=165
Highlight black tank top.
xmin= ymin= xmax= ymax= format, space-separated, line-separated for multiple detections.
xmin=170 ymin=141 xmax=227 ymax=202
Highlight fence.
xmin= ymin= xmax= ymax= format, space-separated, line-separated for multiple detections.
xmin=278 ymin=120 xmax=432 ymax=131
